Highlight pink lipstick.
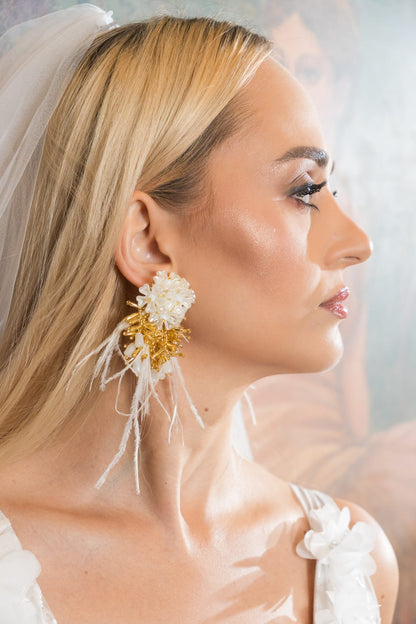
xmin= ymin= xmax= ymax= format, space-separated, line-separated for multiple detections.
xmin=319 ymin=286 xmax=350 ymax=319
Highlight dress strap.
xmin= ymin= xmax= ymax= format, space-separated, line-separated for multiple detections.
xmin=290 ymin=484 xmax=381 ymax=624
xmin=289 ymin=483 xmax=338 ymax=515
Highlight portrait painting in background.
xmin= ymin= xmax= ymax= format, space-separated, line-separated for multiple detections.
xmin=2 ymin=1 xmax=415 ymax=622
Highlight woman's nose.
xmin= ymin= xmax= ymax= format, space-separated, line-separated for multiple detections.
xmin=321 ymin=197 xmax=373 ymax=269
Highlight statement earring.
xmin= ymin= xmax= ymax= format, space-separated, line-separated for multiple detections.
xmin=122 ymin=270 xmax=195 ymax=378
xmin=70 ymin=270 xmax=204 ymax=494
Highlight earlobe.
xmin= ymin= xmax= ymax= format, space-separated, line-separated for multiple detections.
xmin=115 ymin=193 xmax=172 ymax=287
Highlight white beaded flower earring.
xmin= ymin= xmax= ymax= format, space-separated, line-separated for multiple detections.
xmin=123 ymin=271 xmax=196 ymax=378
xmin=71 ymin=270 xmax=204 ymax=493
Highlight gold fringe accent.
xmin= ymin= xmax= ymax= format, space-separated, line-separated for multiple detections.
xmin=122 ymin=300 xmax=190 ymax=372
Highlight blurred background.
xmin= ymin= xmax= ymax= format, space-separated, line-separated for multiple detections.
xmin=1 ymin=0 xmax=415 ymax=621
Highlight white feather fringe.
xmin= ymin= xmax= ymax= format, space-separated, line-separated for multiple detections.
xmin=67 ymin=321 xmax=204 ymax=494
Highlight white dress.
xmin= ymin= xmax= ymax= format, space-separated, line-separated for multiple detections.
xmin=0 ymin=485 xmax=381 ymax=624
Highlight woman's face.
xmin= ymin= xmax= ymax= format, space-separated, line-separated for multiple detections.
xmin=174 ymin=59 xmax=371 ymax=378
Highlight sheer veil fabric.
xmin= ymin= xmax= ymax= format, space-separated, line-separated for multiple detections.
xmin=0 ymin=4 xmax=115 ymax=340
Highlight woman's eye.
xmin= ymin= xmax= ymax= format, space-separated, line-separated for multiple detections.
xmin=294 ymin=190 xmax=313 ymax=204
xmin=290 ymin=180 xmax=327 ymax=211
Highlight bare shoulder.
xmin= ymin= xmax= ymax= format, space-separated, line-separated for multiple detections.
xmin=335 ymin=497 xmax=399 ymax=624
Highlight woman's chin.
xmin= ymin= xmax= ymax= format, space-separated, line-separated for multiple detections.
xmin=311 ymin=348 xmax=344 ymax=373
xmin=301 ymin=338 xmax=345 ymax=374
xmin=272 ymin=334 xmax=345 ymax=375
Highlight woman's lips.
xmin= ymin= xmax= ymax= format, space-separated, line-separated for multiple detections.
xmin=319 ymin=286 xmax=350 ymax=319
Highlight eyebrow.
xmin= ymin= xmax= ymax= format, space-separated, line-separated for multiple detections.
xmin=274 ymin=146 xmax=329 ymax=168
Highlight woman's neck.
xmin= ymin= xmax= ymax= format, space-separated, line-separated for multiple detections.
xmin=8 ymin=354 xmax=256 ymax=540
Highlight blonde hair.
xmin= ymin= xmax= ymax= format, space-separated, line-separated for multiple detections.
xmin=0 ymin=16 xmax=271 ymax=464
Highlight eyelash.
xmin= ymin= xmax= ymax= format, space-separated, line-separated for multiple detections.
xmin=290 ymin=181 xmax=327 ymax=211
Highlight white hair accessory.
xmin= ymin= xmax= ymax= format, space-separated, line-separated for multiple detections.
xmin=0 ymin=4 xmax=116 ymax=340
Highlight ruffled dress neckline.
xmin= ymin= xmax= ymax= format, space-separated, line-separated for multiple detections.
xmin=0 ymin=486 xmax=381 ymax=623
xmin=0 ymin=511 xmax=56 ymax=623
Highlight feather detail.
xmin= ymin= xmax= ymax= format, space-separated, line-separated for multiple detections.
xmin=68 ymin=319 xmax=203 ymax=495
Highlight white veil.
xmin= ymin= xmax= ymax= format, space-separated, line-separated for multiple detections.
xmin=0 ymin=4 xmax=115 ymax=340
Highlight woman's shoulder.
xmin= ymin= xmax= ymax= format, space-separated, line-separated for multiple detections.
xmin=241 ymin=457 xmax=397 ymax=624
xmin=334 ymin=496 xmax=399 ymax=623
xmin=289 ymin=481 xmax=398 ymax=624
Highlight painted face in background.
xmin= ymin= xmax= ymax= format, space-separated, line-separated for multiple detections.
xmin=271 ymin=12 xmax=352 ymax=146
xmin=174 ymin=59 xmax=372 ymax=380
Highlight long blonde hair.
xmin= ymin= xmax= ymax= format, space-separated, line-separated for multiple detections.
xmin=0 ymin=16 xmax=271 ymax=464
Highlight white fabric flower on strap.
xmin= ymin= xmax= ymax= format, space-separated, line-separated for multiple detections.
xmin=296 ymin=501 xmax=381 ymax=624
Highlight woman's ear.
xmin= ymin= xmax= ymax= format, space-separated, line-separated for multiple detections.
xmin=115 ymin=191 xmax=173 ymax=287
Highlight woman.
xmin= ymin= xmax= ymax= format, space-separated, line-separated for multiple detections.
xmin=0 ymin=4 xmax=398 ymax=623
